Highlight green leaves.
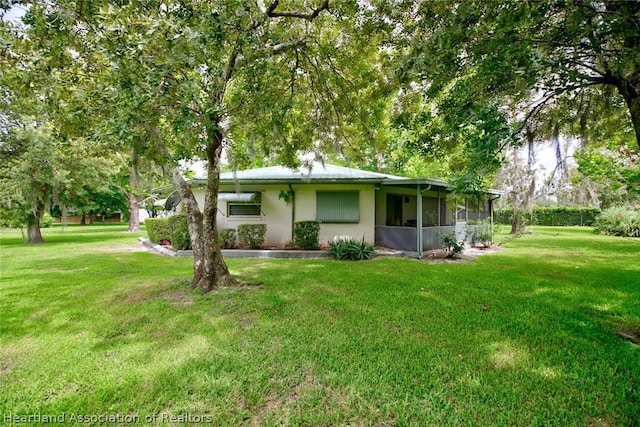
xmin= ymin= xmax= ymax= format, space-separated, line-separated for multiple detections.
xmin=293 ymin=220 xmax=320 ymax=250
xmin=0 ymin=121 xmax=117 ymax=229
xmin=575 ymin=145 xmax=640 ymax=208
xmin=381 ymin=0 xmax=640 ymax=201
xmin=328 ymin=237 xmax=375 ymax=261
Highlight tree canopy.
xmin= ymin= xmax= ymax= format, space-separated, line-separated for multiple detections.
xmin=4 ymin=1 xmax=391 ymax=290
xmin=3 ymin=0 xmax=638 ymax=284
xmin=0 ymin=5 xmax=116 ymax=241
xmin=385 ymin=0 xmax=640 ymax=187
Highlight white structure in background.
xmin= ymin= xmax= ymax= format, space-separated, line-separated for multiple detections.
xmin=155 ymin=162 xmax=501 ymax=258
xmin=138 ymin=209 xmax=150 ymax=224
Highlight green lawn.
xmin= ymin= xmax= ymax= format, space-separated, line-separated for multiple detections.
xmin=1 ymin=224 xmax=638 ymax=426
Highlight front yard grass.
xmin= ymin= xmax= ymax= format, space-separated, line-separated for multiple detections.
xmin=1 ymin=225 xmax=638 ymax=425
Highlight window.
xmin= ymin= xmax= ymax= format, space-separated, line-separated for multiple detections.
xmin=224 ymin=193 xmax=262 ymax=217
xmin=228 ymin=203 xmax=261 ymax=217
xmin=316 ymin=191 xmax=359 ymax=223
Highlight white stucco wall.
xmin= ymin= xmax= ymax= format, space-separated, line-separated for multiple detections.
xmin=193 ymin=184 xmax=292 ymax=246
xmin=191 ymin=183 xmax=377 ymax=246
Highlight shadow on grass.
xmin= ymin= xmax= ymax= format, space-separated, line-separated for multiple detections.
xmin=1 ymin=224 xmax=141 ymax=247
xmin=2 ymin=227 xmax=640 ymax=424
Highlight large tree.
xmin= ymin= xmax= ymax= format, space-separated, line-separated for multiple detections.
xmin=385 ymin=0 xmax=640 ymax=177
xmin=0 ymin=121 xmax=114 ymax=242
xmin=132 ymin=1 xmax=386 ymax=291
xmin=1 ymin=5 xmax=116 ymax=242
xmin=20 ymin=1 xmax=389 ymax=291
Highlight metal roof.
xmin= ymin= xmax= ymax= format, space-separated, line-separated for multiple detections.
xmin=161 ymin=162 xmax=502 ymax=196
xmin=211 ymin=162 xmax=404 ymax=183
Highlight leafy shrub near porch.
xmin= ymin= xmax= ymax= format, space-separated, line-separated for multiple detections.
xmin=237 ymin=224 xmax=266 ymax=249
xmin=438 ymin=230 xmax=465 ymax=257
xmin=219 ymin=228 xmax=237 ymax=249
xmin=594 ymin=207 xmax=640 ymax=237
xmin=293 ymin=220 xmax=320 ymax=249
xmin=168 ymin=214 xmax=191 ymax=250
xmin=146 ymin=218 xmax=171 ymax=244
xmin=329 ymin=238 xmax=376 ymax=261
xmin=475 ymin=219 xmax=494 ymax=248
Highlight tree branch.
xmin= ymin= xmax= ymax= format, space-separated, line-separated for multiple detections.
xmin=266 ymin=0 xmax=329 ymax=21
xmin=582 ymin=1 xmax=640 ymax=33
xmin=562 ymin=58 xmax=607 ymax=80
xmin=512 ymin=91 xmax=558 ymax=138
xmin=271 ymin=39 xmax=306 ymax=55
xmin=212 ymin=33 xmax=244 ymax=105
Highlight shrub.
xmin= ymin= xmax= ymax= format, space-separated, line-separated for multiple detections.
xmin=594 ymin=207 xmax=640 ymax=237
xmin=0 ymin=207 xmax=27 ymax=228
xmin=329 ymin=237 xmax=376 ymax=261
xmin=41 ymin=213 xmax=54 ymax=228
xmin=475 ymin=219 xmax=494 ymax=248
xmin=293 ymin=220 xmax=321 ymax=249
xmin=237 ymin=224 xmax=266 ymax=249
xmin=219 ymin=228 xmax=237 ymax=249
xmin=438 ymin=230 xmax=465 ymax=257
xmin=168 ymin=214 xmax=191 ymax=250
xmin=145 ymin=218 xmax=172 ymax=244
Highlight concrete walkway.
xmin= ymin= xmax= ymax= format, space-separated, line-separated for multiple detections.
xmin=138 ymin=237 xmax=404 ymax=259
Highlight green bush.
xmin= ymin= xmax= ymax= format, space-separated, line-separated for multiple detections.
xmin=475 ymin=219 xmax=494 ymax=247
xmin=168 ymin=214 xmax=191 ymax=250
xmin=594 ymin=207 xmax=640 ymax=237
xmin=219 ymin=228 xmax=237 ymax=249
xmin=40 ymin=213 xmax=54 ymax=228
xmin=293 ymin=220 xmax=321 ymax=249
xmin=437 ymin=230 xmax=465 ymax=257
xmin=0 ymin=207 xmax=26 ymax=228
xmin=329 ymin=237 xmax=376 ymax=261
xmin=494 ymin=206 xmax=601 ymax=226
xmin=237 ymin=224 xmax=266 ymax=249
xmin=494 ymin=209 xmax=531 ymax=226
xmin=145 ymin=217 xmax=172 ymax=244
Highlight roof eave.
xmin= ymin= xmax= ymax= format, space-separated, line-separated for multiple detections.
xmin=380 ymin=179 xmax=503 ymax=196
xmin=218 ymin=178 xmax=387 ymax=185
xmin=191 ymin=177 xmax=502 ymax=195
xmin=380 ymin=178 xmax=450 ymax=188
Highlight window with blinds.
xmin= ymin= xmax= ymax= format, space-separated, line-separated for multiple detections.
xmin=316 ymin=191 xmax=360 ymax=223
xmin=227 ymin=193 xmax=261 ymax=217
xmin=228 ymin=203 xmax=261 ymax=216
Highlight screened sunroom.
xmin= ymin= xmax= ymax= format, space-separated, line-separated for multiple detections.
xmin=374 ymin=179 xmax=500 ymax=257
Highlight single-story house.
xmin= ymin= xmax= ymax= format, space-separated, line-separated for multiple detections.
xmin=162 ymin=162 xmax=501 ymax=257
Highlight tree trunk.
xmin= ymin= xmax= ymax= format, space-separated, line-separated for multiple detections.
xmin=128 ymin=192 xmax=140 ymax=231
xmin=509 ymin=146 xmax=528 ymax=235
xmin=61 ymin=205 xmax=68 ymax=229
xmin=605 ymin=0 xmax=640 ymax=149
xmin=127 ymin=150 xmax=141 ymax=232
xmin=510 ymin=192 xmax=526 ymax=235
xmin=623 ymin=91 xmax=640 ymax=152
xmin=27 ymin=202 xmax=45 ymax=243
xmin=27 ymin=223 xmax=44 ymax=243
xmin=195 ymin=122 xmax=236 ymax=292
xmin=525 ymin=128 xmax=536 ymax=210
xmin=172 ymin=114 xmax=238 ymax=292
xmin=171 ymin=169 xmax=207 ymax=288
xmin=612 ymin=78 xmax=640 ymax=150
